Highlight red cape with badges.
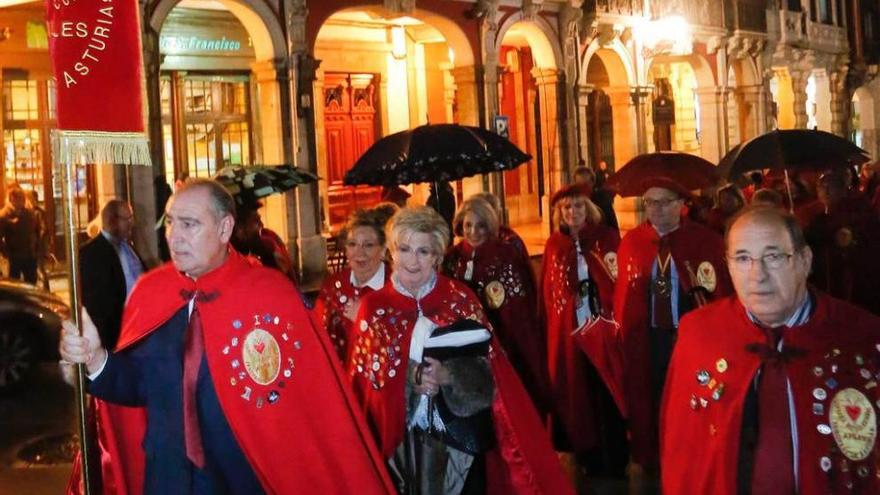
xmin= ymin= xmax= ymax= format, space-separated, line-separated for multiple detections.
xmin=313 ymin=264 xmax=390 ymax=362
xmin=614 ymin=219 xmax=732 ymax=467
xmin=661 ymin=293 xmax=880 ymax=495
xmin=347 ymin=275 xmax=574 ymax=495
xmin=541 ymin=223 xmax=620 ymax=452
xmin=444 ymin=239 xmax=548 ymax=411
xmin=83 ymin=251 xmax=394 ymax=495
xmin=806 ymin=194 xmax=880 ymax=315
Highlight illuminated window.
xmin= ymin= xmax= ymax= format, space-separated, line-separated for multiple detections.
xmin=161 ymin=73 xmax=252 ymax=180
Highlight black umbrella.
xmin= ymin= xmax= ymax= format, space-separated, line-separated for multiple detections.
xmin=214 ymin=164 xmax=319 ymax=207
xmin=719 ymin=129 xmax=869 ymax=180
xmin=342 ymin=124 xmax=531 ymax=186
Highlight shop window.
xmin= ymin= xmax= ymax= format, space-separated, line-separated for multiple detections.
xmin=161 ymin=73 xmax=253 ymax=181
xmin=2 ymin=72 xmax=94 ymax=256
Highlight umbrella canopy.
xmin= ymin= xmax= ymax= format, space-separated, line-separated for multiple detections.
xmin=214 ymin=164 xmax=318 ymax=207
xmin=343 ymin=124 xmax=531 ymax=186
xmin=605 ymin=151 xmax=718 ymax=197
xmin=720 ymin=129 xmax=869 ymax=180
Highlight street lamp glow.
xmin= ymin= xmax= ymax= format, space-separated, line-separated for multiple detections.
xmin=635 ymin=15 xmax=692 ymax=57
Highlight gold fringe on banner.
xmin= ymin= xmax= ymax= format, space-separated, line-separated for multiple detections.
xmin=51 ymin=130 xmax=152 ymax=167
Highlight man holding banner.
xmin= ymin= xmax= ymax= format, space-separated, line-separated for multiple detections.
xmin=61 ymin=179 xmax=395 ymax=494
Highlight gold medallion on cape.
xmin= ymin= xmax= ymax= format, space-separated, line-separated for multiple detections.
xmin=242 ymin=328 xmax=281 ymax=385
xmin=604 ymin=252 xmax=619 ymax=280
xmin=484 ymin=280 xmax=505 ymax=309
xmin=696 ymin=261 xmax=717 ymax=292
xmin=829 ymin=387 xmax=877 ymax=461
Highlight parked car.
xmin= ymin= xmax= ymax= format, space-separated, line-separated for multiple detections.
xmin=0 ymin=278 xmax=68 ymax=392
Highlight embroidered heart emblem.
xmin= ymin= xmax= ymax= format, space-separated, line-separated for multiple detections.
xmin=846 ymin=405 xmax=862 ymax=421
xmin=254 ymin=342 xmax=266 ymax=354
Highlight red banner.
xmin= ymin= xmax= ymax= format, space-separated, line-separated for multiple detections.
xmin=46 ymin=0 xmax=150 ymax=165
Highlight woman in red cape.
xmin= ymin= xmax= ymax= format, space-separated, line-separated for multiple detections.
xmin=444 ymin=197 xmax=548 ymax=411
xmin=314 ymin=207 xmax=394 ymax=361
xmin=347 ymin=206 xmax=573 ymax=494
xmin=540 ymin=184 xmax=626 ymax=484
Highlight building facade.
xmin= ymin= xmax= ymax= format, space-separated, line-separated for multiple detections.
xmin=0 ymin=0 xmax=873 ymax=279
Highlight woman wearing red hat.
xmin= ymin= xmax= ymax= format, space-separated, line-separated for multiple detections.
xmin=540 ymin=183 xmax=626 ymax=486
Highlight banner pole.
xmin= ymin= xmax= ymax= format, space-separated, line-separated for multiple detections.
xmin=61 ymin=138 xmax=92 ymax=495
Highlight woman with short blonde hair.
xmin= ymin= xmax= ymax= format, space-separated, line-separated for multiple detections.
xmin=348 ymin=206 xmax=570 ymax=493
xmin=386 ymin=206 xmax=449 ymax=270
xmin=444 ymin=196 xmax=546 ymax=410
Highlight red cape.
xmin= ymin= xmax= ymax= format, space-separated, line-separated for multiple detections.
xmin=79 ymin=251 xmax=394 ymax=495
xmin=313 ymin=264 xmax=390 ymax=362
xmin=806 ymin=194 xmax=880 ymax=315
xmin=348 ymin=275 xmax=574 ymax=494
xmin=540 ymin=223 xmax=621 ymax=452
xmin=445 ymin=239 xmax=549 ymax=411
xmin=661 ymin=293 xmax=880 ymax=495
xmin=614 ymin=219 xmax=732 ymax=466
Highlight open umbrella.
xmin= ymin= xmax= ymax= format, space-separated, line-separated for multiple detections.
xmin=719 ymin=129 xmax=869 ymax=180
xmin=605 ymin=152 xmax=718 ymax=197
xmin=214 ymin=164 xmax=319 ymax=207
xmin=342 ymin=124 xmax=531 ymax=186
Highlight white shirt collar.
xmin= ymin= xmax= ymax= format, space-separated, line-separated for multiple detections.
xmin=350 ymin=263 xmax=385 ymax=290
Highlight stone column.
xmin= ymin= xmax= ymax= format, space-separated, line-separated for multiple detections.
xmin=134 ymin=23 xmax=161 ymax=264
xmin=251 ymin=59 xmax=293 ymax=252
xmin=606 ymin=86 xmax=637 ymax=166
xmin=829 ymin=69 xmax=849 ymax=136
xmin=735 ymin=85 xmax=765 ymax=142
xmin=452 ymin=65 xmax=486 ymax=199
xmin=630 ymin=86 xmax=652 ymax=154
xmin=576 ymin=84 xmax=592 ymax=166
xmin=694 ymin=87 xmax=727 ymax=164
xmin=790 ymin=70 xmax=809 ymax=129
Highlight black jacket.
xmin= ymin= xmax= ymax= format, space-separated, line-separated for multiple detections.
xmin=80 ymin=234 xmax=144 ymax=350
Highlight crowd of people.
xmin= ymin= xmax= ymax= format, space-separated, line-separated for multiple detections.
xmin=55 ymin=159 xmax=880 ymax=494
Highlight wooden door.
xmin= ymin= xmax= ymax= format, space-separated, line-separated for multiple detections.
xmin=587 ymin=89 xmax=615 ymax=169
xmin=323 ymin=73 xmax=380 ymax=230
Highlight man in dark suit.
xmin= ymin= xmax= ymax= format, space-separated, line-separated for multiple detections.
xmin=80 ymin=200 xmax=145 ymax=350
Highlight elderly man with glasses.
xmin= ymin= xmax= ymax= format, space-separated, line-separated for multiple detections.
xmin=661 ymin=206 xmax=880 ymax=495
xmin=613 ymin=179 xmax=733 ymax=485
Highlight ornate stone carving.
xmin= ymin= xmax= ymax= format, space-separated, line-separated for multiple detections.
xmin=384 ymin=0 xmax=415 ymax=15
xmin=522 ymin=0 xmax=544 ymax=21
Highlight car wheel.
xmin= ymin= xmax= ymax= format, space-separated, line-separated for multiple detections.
xmin=0 ymin=323 xmax=38 ymax=392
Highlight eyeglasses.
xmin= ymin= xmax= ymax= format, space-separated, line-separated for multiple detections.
xmin=643 ymin=198 xmax=679 ymax=209
xmin=345 ymin=241 xmax=380 ymax=251
xmin=727 ymin=252 xmax=794 ymax=272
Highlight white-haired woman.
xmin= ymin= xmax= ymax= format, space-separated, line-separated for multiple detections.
xmin=347 ymin=206 xmax=572 ymax=494
xmin=444 ymin=197 xmax=547 ymax=412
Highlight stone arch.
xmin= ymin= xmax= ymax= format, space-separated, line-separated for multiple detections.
xmin=853 ymin=85 xmax=876 ymax=157
xmin=311 ymin=6 xmax=474 ymax=68
xmin=580 ymin=39 xmax=636 ymax=87
xmin=150 ymin=0 xmax=286 ymax=62
xmin=494 ymin=14 xmax=563 ymax=69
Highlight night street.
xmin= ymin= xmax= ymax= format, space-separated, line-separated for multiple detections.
xmin=0 ymin=363 xmax=74 ymax=494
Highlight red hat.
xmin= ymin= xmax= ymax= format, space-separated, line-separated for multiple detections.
xmin=550 ymin=183 xmax=592 ymax=208
xmin=638 ymin=176 xmax=693 ymax=199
